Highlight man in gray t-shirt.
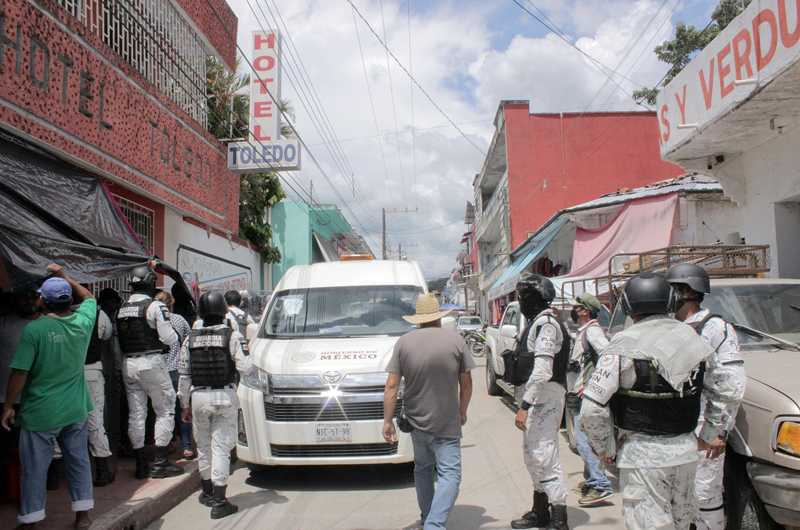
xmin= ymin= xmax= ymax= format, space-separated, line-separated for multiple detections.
xmin=383 ymin=293 xmax=475 ymax=530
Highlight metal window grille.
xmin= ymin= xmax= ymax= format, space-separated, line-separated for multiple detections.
xmin=55 ymin=0 xmax=208 ymax=128
xmin=93 ymin=194 xmax=155 ymax=297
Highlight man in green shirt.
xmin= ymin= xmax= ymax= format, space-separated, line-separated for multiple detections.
xmin=1 ymin=264 xmax=96 ymax=529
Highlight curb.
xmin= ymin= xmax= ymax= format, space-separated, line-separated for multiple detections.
xmin=91 ymin=462 xmax=200 ymax=530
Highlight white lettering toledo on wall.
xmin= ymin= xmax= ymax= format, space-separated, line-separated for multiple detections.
xmin=658 ymin=0 xmax=800 ymax=155
xmin=228 ymin=30 xmax=302 ymax=172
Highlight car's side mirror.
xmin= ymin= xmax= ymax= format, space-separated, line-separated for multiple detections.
xmin=246 ymin=323 xmax=259 ymax=341
xmin=442 ymin=316 xmax=457 ymax=333
xmin=501 ymin=324 xmax=517 ymax=339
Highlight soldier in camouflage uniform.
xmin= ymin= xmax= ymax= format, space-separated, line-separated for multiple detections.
xmin=666 ymin=264 xmax=746 ymax=530
xmin=511 ymin=275 xmax=571 ymax=530
xmin=579 ymin=273 xmax=741 ymax=530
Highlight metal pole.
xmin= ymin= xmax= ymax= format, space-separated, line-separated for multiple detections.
xmin=398 ymin=243 xmax=402 ymax=261
xmin=464 ymin=282 xmax=468 ymax=313
xmin=382 ymin=208 xmax=386 ymax=260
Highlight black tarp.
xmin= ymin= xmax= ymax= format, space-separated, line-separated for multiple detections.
xmin=0 ymin=132 xmax=151 ymax=287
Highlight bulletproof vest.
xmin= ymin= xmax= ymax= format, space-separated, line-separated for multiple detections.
xmin=117 ymin=300 xmax=166 ymax=356
xmin=611 ymin=359 xmax=706 ymax=436
xmin=187 ymin=328 xmax=236 ymax=388
xmin=230 ymin=309 xmax=249 ymax=332
xmin=580 ymin=323 xmax=609 ymax=368
xmin=503 ymin=315 xmax=570 ymax=386
xmin=85 ymin=310 xmax=102 ymax=365
xmin=689 ymin=313 xmax=728 ymax=347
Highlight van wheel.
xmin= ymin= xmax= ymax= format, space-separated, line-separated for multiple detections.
xmin=486 ymin=355 xmax=503 ymax=396
xmin=723 ymin=449 xmax=779 ymax=530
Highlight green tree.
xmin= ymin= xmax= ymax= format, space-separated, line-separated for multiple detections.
xmin=428 ymin=278 xmax=449 ymax=292
xmin=206 ymin=56 xmax=291 ymax=263
xmin=633 ymin=0 xmax=752 ymax=105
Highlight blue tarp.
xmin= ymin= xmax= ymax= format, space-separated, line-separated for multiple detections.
xmin=487 ymin=217 xmax=568 ymax=300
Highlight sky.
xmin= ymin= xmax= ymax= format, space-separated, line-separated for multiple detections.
xmin=226 ymin=0 xmax=720 ymax=279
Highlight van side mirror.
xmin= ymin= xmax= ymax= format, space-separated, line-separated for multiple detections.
xmin=441 ymin=316 xmax=457 ymax=333
xmin=246 ymin=323 xmax=259 ymax=341
xmin=501 ymin=325 xmax=517 ymax=339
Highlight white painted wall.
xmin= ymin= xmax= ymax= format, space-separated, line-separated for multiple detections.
xmin=711 ymin=124 xmax=800 ymax=278
xmin=161 ymin=207 xmax=268 ymax=293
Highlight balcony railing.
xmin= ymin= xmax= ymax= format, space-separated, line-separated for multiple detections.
xmin=474 ymin=185 xmax=507 ymax=242
xmin=57 ymin=0 xmax=208 ymax=128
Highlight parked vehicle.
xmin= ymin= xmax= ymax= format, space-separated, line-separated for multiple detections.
xmin=466 ymin=328 xmax=486 ymax=357
xmin=608 ymin=278 xmax=800 ymax=530
xmin=456 ymin=315 xmax=483 ymax=333
xmin=237 ymin=258 xmax=427 ymax=469
xmin=484 ymin=302 xmax=525 ymax=397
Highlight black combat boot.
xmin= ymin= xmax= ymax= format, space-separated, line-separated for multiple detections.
xmin=150 ymin=445 xmax=184 ymax=478
xmin=93 ymin=457 xmax=115 ymax=487
xmin=545 ymin=504 xmax=569 ymax=530
xmin=210 ymin=485 xmax=238 ymax=519
xmin=46 ymin=458 xmax=61 ymax=490
xmin=198 ymin=479 xmax=213 ymax=507
xmin=134 ymin=448 xmax=150 ymax=479
xmin=511 ymin=491 xmax=551 ymax=529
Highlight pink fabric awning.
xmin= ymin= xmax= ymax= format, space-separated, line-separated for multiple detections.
xmin=562 ymin=192 xmax=678 ymax=279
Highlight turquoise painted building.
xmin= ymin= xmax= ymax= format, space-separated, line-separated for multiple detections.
xmin=270 ymin=202 xmax=373 ymax=288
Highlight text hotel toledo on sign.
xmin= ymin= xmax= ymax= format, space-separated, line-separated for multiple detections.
xmin=227 ymin=30 xmax=302 ymax=173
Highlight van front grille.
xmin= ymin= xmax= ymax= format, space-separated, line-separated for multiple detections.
xmin=264 ymin=400 xmax=401 ymax=422
xmin=270 ymin=442 xmax=398 ymax=458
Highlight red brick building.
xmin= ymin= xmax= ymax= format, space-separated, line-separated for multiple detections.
xmin=474 ymin=100 xmax=684 ymax=308
xmin=0 ymin=0 xmax=265 ymax=292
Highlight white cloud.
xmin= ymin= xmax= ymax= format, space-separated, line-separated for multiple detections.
xmin=226 ymin=0 xmax=679 ymax=278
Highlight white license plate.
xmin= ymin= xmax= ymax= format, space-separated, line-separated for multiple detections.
xmin=315 ymin=423 xmax=352 ymax=443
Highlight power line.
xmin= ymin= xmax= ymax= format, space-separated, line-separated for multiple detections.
xmin=379 ymin=0 xmax=411 ymax=230
xmin=351 ymin=5 xmax=398 ymax=213
xmin=248 ymin=0 xmax=384 ymax=235
xmin=347 ymin=0 xmax=487 ymax=157
xmin=200 ymin=0 xmax=383 ymax=254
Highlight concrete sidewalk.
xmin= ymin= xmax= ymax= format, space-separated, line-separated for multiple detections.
xmin=0 ymin=449 xmax=199 ymax=530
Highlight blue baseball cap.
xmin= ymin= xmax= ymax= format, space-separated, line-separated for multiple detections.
xmin=39 ymin=277 xmax=72 ymax=303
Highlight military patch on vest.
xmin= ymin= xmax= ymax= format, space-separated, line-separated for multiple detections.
xmin=583 ymin=355 xmax=620 ymax=406
xmin=158 ymin=304 xmax=171 ymax=322
xmin=238 ymin=338 xmax=250 ymax=356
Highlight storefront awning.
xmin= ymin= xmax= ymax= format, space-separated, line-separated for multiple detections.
xmin=0 ymin=133 xmax=151 ymax=287
xmin=313 ymin=232 xmax=340 ymax=262
xmin=487 ymin=217 xmax=568 ymax=300
xmin=561 ymin=192 xmax=678 ymax=281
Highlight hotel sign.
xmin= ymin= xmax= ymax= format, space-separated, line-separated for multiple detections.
xmin=227 ymin=30 xmax=301 ymax=172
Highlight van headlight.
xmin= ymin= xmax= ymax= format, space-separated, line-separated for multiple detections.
xmin=777 ymin=421 xmax=800 ymax=457
xmin=241 ymin=367 xmax=270 ymax=393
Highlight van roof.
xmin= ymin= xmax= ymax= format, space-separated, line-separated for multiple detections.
xmin=275 ymin=260 xmax=428 ymax=291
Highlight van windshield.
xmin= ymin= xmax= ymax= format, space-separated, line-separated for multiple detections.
xmin=261 ymin=285 xmax=422 ymax=338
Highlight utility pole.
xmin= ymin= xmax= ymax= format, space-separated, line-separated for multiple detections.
xmin=398 ymin=243 xmax=402 ymax=261
xmin=382 ymin=208 xmax=418 ymax=260
xmin=464 ymin=282 xmax=469 ymax=313
xmin=309 ymin=180 xmax=314 ymax=204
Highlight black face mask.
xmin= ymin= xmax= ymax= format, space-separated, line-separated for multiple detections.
xmin=519 ymin=295 xmax=547 ymax=319
xmin=570 ymin=309 xmax=580 ymax=323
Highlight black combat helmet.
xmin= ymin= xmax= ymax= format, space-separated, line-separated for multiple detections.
xmin=516 ymin=274 xmax=556 ymax=303
xmin=198 ymin=291 xmax=228 ymax=319
xmin=621 ymin=272 xmax=676 ymax=316
xmin=665 ymin=263 xmax=711 ymax=294
xmin=129 ymin=266 xmax=157 ymax=294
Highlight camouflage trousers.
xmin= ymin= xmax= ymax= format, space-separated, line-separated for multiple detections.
xmin=620 ymin=462 xmax=698 ymax=530
xmin=694 ymin=451 xmax=725 ymax=530
xmin=522 ymin=398 xmax=567 ymax=505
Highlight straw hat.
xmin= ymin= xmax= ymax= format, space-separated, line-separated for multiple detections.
xmin=403 ymin=293 xmax=453 ymax=324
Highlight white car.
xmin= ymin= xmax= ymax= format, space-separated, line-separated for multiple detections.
xmin=237 ymin=258 xmax=427 ymax=468
xmin=456 ymin=315 xmax=483 ymax=333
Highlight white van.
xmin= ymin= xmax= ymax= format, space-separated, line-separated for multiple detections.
xmin=236 ymin=258 xmax=427 ymax=468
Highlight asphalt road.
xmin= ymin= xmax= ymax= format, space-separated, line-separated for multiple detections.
xmin=147 ymin=358 xmax=625 ymax=529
